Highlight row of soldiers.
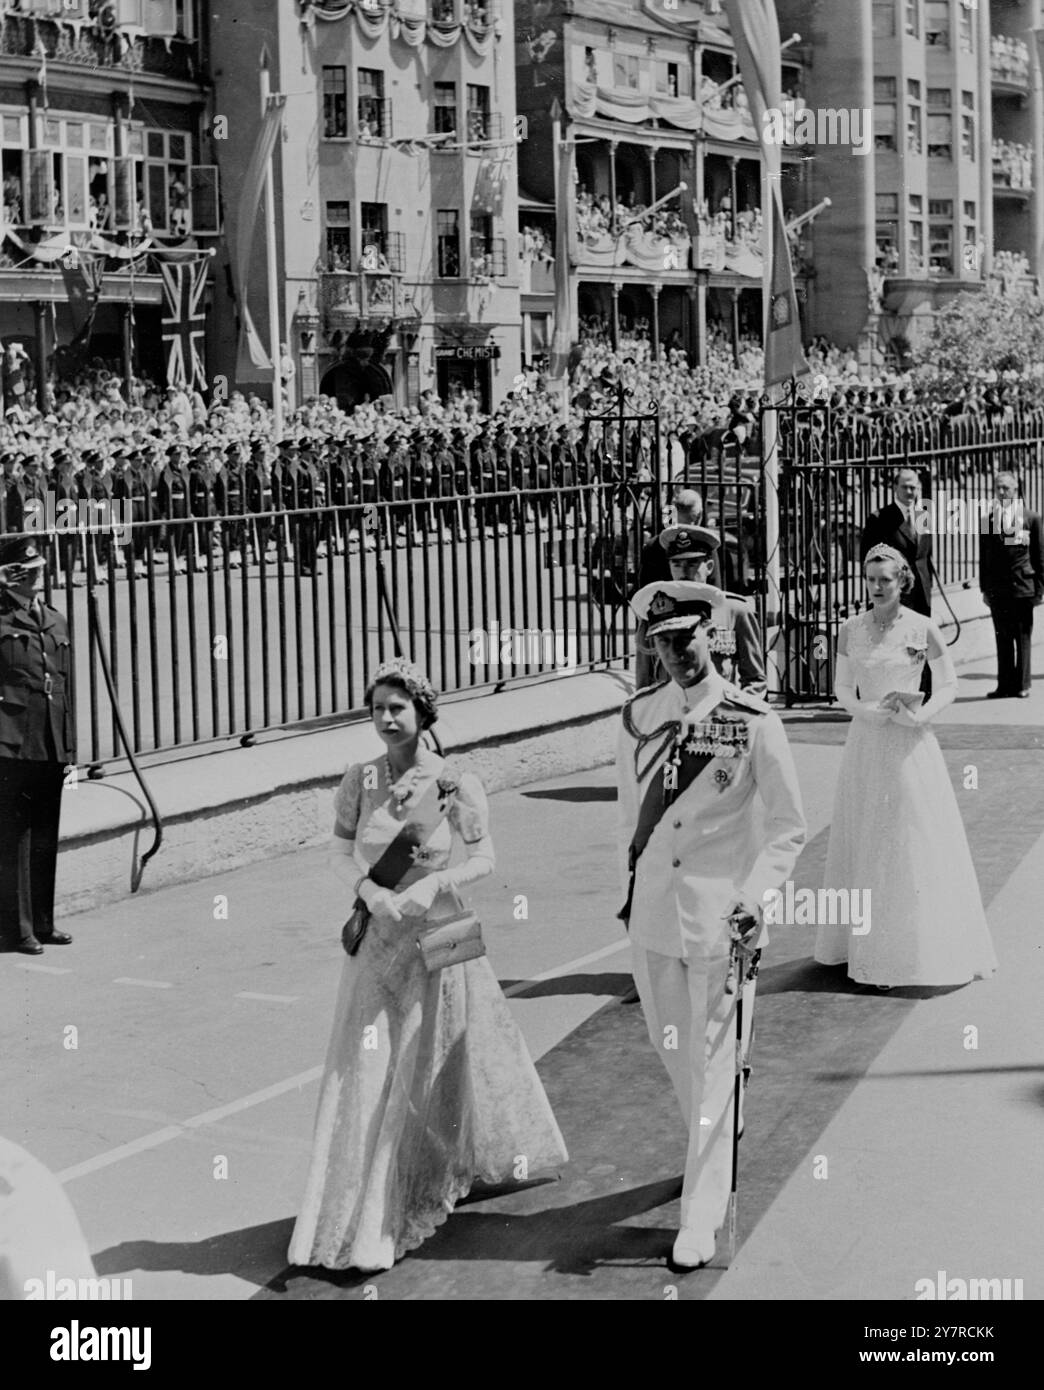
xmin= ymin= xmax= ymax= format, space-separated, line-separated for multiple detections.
xmin=0 ymin=422 xmax=652 ymax=577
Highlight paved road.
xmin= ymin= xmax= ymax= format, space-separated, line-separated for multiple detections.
xmin=2 ymin=647 xmax=1042 ymax=1301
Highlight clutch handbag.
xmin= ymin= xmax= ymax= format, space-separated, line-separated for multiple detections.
xmin=416 ymin=908 xmax=486 ymax=974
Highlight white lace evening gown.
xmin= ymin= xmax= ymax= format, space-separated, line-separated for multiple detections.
xmin=814 ymin=611 xmax=998 ymax=987
xmin=288 ymin=761 xmax=568 ymax=1273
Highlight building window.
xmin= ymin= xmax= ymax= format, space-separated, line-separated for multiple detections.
xmin=927 ymin=90 xmax=952 ymax=159
xmin=434 ymin=83 xmax=457 ymax=135
xmin=876 ymin=192 xmax=899 ymax=270
xmin=907 ymin=85 xmax=922 ymax=154
xmin=326 ymin=201 xmax=351 ymax=270
xmin=360 ymin=202 xmax=388 ymax=269
xmin=873 ymin=1 xmax=896 ymax=38
xmin=583 ymin=47 xmax=597 ymax=85
xmin=905 ymin=0 xmax=919 ymax=36
xmin=908 ymin=219 xmax=924 ymax=272
xmin=874 ymin=77 xmax=897 ymax=150
xmin=656 ymin=62 xmax=680 ymax=98
xmin=958 ymin=0 xmax=973 ymax=52
xmin=323 ymin=67 xmax=347 ymax=139
xmin=613 ymin=54 xmax=640 ymax=89
xmin=437 ymin=209 xmax=460 ymax=277
xmin=929 ymin=199 xmax=953 ymax=273
xmin=358 ymin=69 xmax=387 ymax=139
xmin=466 ymin=85 xmax=490 ymax=140
xmin=925 ymin=0 xmax=950 ymax=48
xmin=961 ymin=113 xmax=974 ymax=159
xmin=963 ymin=199 xmax=975 ymax=219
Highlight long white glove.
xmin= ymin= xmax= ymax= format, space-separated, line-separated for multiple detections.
xmin=328 ymin=835 xmax=363 ymax=893
xmin=890 ymin=653 xmax=957 ymax=726
xmin=394 ymin=841 xmax=496 ymax=918
xmin=834 ymin=654 xmax=891 ymax=722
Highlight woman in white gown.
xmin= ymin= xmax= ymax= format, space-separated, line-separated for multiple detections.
xmin=815 ymin=545 xmax=997 ymax=988
xmin=289 ymin=658 xmax=567 ymax=1273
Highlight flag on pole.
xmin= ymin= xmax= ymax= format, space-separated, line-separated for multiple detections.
xmin=159 ymin=253 xmax=210 ymax=391
xmin=548 ymin=105 xmax=576 ymax=416
xmin=723 ymin=0 xmax=809 ymax=387
xmin=234 ymin=93 xmax=287 ymax=374
xmin=60 ymin=247 xmax=105 ymax=346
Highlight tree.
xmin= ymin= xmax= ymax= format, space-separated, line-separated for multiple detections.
xmin=914 ymin=285 xmax=1044 ymax=400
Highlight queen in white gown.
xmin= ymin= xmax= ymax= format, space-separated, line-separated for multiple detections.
xmin=815 ymin=545 xmax=998 ymax=988
xmin=288 ymin=659 xmax=567 ymax=1273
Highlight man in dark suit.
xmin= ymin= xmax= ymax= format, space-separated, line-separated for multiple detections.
xmin=979 ymin=470 xmax=1044 ymax=699
xmin=860 ymin=467 xmax=933 ymax=616
xmin=0 ymin=536 xmax=75 ymax=954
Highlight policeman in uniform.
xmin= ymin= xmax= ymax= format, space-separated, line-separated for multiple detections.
xmin=637 ymin=524 xmax=767 ymax=697
xmin=0 ymin=537 xmax=75 ymax=954
xmin=618 ymin=581 xmax=804 ymax=1266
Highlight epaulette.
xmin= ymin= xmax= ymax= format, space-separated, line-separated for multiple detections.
xmin=718 ymin=683 xmax=772 ymax=715
xmin=623 ymin=678 xmax=669 ymax=711
xmin=724 ymin=590 xmax=755 ymax=611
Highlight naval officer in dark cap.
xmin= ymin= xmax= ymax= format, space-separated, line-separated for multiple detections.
xmin=618 ymin=580 xmax=804 ymax=1267
xmin=637 ymin=525 xmax=767 ymax=696
xmin=0 ymin=536 xmax=75 ymax=954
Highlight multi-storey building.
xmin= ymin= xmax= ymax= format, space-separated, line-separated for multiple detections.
xmin=778 ymin=0 xmax=1043 ymax=351
xmin=514 ymin=0 xmax=810 ymax=369
xmin=210 ymin=0 xmax=521 ymax=413
xmin=0 ymin=0 xmax=218 ymax=401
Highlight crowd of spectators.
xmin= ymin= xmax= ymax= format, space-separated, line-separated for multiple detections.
xmin=990 ymin=34 xmax=1030 ymax=84
xmin=575 ymin=185 xmax=688 ymax=242
xmin=992 ymin=139 xmax=1034 ymax=191
xmin=2 ymin=315 xmax=1041 ymax=581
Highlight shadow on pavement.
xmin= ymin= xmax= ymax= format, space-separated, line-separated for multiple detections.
xmin=92 ymin=1218 xmax=295 ymax=1290
xmin=520 ymin=786 xmax=617 ymax=803
xmin=499 ymin=972 xmax=634 ymax=1000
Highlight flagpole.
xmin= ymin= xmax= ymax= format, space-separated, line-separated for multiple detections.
xmin=761 ymin=161 xmax=782 ymax=695
xmin=260 ymin=58 xmax=284 ymax=441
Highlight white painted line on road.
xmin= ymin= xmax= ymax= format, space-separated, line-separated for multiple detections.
xmin=235 ymin=991 xmax=299 ymax=1004
xmin=112 ymin=977 xmax=173 ymax=989
xmin=58 ymin=941 xmax=631 ymax=1186
xmin=58 ymin=1066 xmax=324 ymax=1184
xmin=13 ymin=963 xmax=72 ymax=975
xmin=502 ymin=939 xmax=631 ymax=998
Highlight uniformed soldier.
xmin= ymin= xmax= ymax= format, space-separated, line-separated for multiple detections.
xmin=618 ymin=580 xmax=805 ymax=1266
xmin=0 ymin=536 xmax=76 ymax=955
xmin=637 ymin=524 xmax=767 ymax=696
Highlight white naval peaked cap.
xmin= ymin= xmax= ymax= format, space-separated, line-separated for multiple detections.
xmin=631 ymin=580 xmax=725 ymax=637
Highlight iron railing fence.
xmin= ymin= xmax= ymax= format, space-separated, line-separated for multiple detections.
xmin=1 ymin=479 xmax=650 ymax=767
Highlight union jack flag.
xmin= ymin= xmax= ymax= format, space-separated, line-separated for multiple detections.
xmin=159 ymin=254 xmax=210 ymax=391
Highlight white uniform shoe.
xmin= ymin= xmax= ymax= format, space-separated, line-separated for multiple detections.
xmin=672 ymin=1226 xmax=717 ymax=1269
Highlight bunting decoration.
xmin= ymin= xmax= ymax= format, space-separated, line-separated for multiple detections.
xmin=159 ymin=252 xmax=211 ymax=391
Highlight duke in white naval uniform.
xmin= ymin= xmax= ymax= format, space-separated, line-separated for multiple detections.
xmin=618 ymin=581 xmax=805 ymax=1268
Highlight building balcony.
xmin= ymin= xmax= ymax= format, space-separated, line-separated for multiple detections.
xmin=0 ymin=9 xmax=200 ymax=85
xmin=990 ymin=41 xmax=1031 ymax=93
xmin=519 ymin=257 xmax=555 ymax=295
xmin=575 ymin=224 xmax=692 ymax=274
xmin=992 ymin=142 xmax=1033 ymax=196
xmin=321 ymin=270 xmax=404 ymax=323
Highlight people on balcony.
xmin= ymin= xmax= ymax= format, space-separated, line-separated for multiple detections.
xmin=993 ymin=139 xmax=1033 ymax=190
xmin=991 ymin=34 xmax=1030 ymax=84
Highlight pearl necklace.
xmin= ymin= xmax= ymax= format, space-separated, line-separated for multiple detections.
xmin=385 ymin=756 xmax=422 ymax=817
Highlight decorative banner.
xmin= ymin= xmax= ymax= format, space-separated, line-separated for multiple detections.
xmin=159 ymin=253 xmax=210 ymax=391
xmin=60 ymin=247 xmax=106 ymax=344
xmin=234 ymin=93 xmax=286 ymax=373
xmin=723 ymin=0 xmax=809 ymax=385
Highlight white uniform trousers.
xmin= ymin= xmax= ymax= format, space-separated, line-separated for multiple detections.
xmin=631 ymin=944 xmax=756 ymax=1236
